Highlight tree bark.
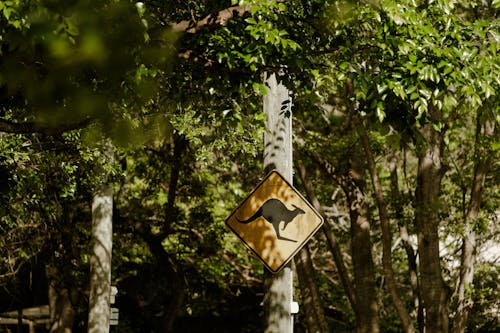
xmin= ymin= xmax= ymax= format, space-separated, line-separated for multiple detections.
xmin=139 ymin=229 xmax=186 ymax=333
xmin=415 ymin=123 xmax=450 ymax=333
xmin=296 ymin=159 xmax=357 ymax=310
xmin=343 ymin=159 xmax=380 ymax=333
xmin=399 ymin=224 xmax=424 ymax=332
xmin=295 ymin=245 xmax=330 ymax=333
xmin=17 ymin=306 xmax=23 ymax=333
xmin=358 ymin=126 xmax=414 ymax=333
xmin=132 ymin=134 xmax=188 ymax=332
xmin=88 ymin=185 xmax=113 ymax=333
xmin=390 ymin=152 xmax=424 ymax=332
xmin=46 ymin=264 xmax=77 ymax=333
xmin=48 ymin=283 xmax=76 ymax=333
xmin=321 ymin=219 xmax=357 ymax=308
xmin=119 ymin=134 xmax=190 ymax=332
xmin=452 ymin=111 xmax=496 ymax=333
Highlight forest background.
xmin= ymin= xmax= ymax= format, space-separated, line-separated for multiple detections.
xmin=0 ymin=0 xmax=498 ymax=332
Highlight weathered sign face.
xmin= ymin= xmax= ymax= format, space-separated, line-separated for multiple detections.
xmin=226 ymin=170 xmax=324 ymax=273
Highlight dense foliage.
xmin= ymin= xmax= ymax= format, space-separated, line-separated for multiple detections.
xmin=1 ymin=0 xmax=498 ymax=332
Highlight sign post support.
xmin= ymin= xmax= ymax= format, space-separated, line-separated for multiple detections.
xmin=263 ymin=71 xmax=294 ymax=333
xmin=226 ymin=72 xmax=323 ymax=332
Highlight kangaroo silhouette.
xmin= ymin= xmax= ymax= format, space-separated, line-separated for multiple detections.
xmin=237 ymin=198 xmax=304 ymax=242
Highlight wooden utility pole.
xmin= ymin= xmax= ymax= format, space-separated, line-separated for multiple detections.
xmin=262 ymin=71 xmax=295 ymax=333
xmin=88 ymin=184 xmax=113 ymax=333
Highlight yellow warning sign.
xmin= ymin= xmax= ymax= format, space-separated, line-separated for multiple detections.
xmin=226 ymin=170 xmax=324 ymax=273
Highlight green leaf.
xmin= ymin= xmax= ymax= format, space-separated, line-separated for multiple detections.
xmin=432 ymin=122 xmax=444 ymax=132
xmin=252 ymin=82 xmax=267 ymax=95
xmin=339 ymin=61 xmax=350 ymax=70
xmin=419 ymin=89 xmax=431 ymax=100
xmin=376 ymin=101 xmax=385 ymax=122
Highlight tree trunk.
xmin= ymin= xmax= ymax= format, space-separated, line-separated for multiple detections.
xmin=46 ymin=265 xmax=76 ymax=333
xmin=88 ymin=185 xmax=113 ymax=333
xmin=17 ymin=306 xmax=23 ymax=333
xmin=389 ymin=153 xmax=424 ymax=332
xmin=48 ymin=284 xmax=76 ymax=333
xmin=415 ymin=123 xmax=450 ymax=333
xmin=126 ymin=134 xmax=189 ymax=333
xmin=452 ymin=111 xmax=496 ymax=333
xmin=144 ymin=219 xmax=187 ymax=332
xmin=296 ymin=159 xmax=356 ymax=310
xmin=399 ymin=224 xmax=424 ymax=332
xmin=343 ymin=160 xmax=380 ymax=333
xmin=296 ymin=153 xmax=357 ymax=311
xmin=297 ymin=147 xmax=380 ymax=331
xmin=358 ymin=126 xmax=414 ymax=333
xmin=295 ymin=245 xmax=330 ymax=333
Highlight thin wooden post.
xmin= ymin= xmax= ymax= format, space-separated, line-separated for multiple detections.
xmin=88 ymin=184 xmax=113 ymax=333
xmin=263 ymin=71 xmax=294 ymax=333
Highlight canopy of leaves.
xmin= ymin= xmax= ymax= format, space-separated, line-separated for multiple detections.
xmin=1 ymin=0 xmax=499 ymax=332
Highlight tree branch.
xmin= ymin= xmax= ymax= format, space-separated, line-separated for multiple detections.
xmin=358 ymin=123 xmax=415 ymax=333
xmin=0 ymin=118 xmax=93 ymax=135
xmin=452 ymin=109 xmax=496 ymax=333
xmin=171 ymin=5 xmax=250 ymax=33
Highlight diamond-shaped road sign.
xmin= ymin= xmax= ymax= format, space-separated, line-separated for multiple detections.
xmin=226 ymin=170 xmax=324 ymax=273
